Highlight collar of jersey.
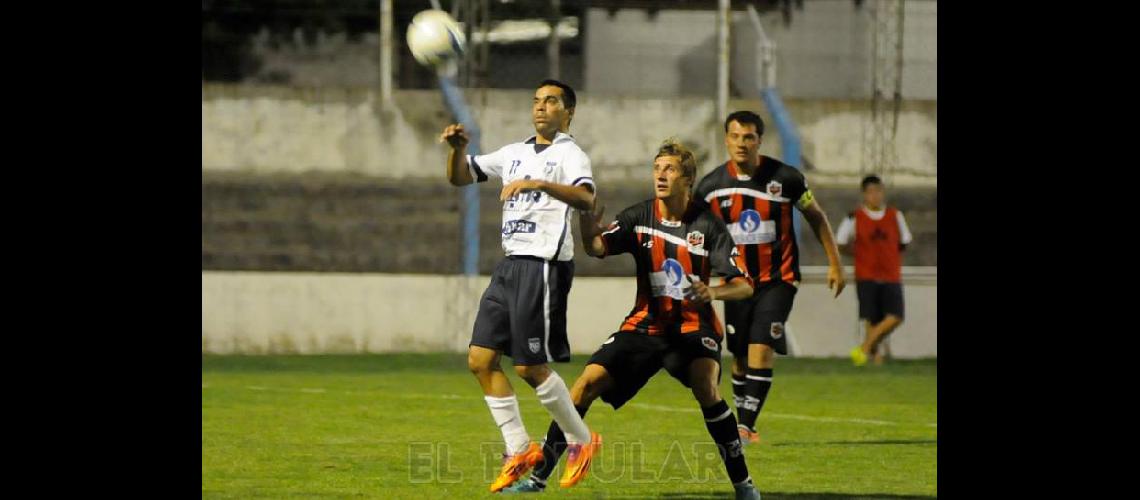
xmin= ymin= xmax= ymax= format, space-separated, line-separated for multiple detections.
xmin=861 ymin=206 xmax=887 ymax=220
xmin=524 ymin=131 xmax=575 ymax=145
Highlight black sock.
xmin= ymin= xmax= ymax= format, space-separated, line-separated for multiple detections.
xmin=738 ymin=368 xmax=773 ymax=433
xmin=730 ymin=373 xmax=746 ymax=414
xmin=531 ymin=405 xmax=589 ymax=483
xmin=702 ymin=399 xmax=750 ymax=485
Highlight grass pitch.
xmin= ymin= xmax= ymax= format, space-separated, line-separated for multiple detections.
xmin=202 ymin=354 xmax=936 ymax=499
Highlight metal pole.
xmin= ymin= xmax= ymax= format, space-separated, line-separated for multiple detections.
xmin=548 ymin=0 xmax=562 ymax=79
xmin=439 ymin=76 xmax=482 ymax=276
xmin=716 ymin=0 xmax=730 ymax=166
xmin=379 ymin=0 xmax=392 ymax=105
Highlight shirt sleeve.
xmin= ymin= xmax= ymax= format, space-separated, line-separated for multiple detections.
xmin=786 ymin=170 xmax=815 ymax=211
xmin=835 ymin=215 xmax=855 ymax=245
xmin=707 ymin=217 xmax=751 ymax=287
xmin=559 ymin=148 xmax=595 ymax=192
xmin=600 ymin=207 xmax=639 ymax=257
xmin=896 ymin=210 xmax=913 ymax=245
xmin=467 ymin=146 xmax=507 ymax=183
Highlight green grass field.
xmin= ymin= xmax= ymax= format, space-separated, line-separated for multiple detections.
xmin=202 ymin=354 xmax=936 ymax=499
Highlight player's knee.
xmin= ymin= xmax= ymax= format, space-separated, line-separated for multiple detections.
xmin=748 ymin=344 xmax=774 ymax=368
xmin=514 ymin=364 xmax=550 ymax=385
xmin=467 ymin=351 xmax=494 ymax=375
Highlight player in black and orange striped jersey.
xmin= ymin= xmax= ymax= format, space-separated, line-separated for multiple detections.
xmin=507 ymin=140 xmax=763 ymax=499
xmin=693 ymin=110 xmax=846 ymax=446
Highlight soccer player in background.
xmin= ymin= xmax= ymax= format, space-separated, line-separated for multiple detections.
xmin=692 ymin=111 xmax=846 ymax=446
xmin=504 ymin=140 xmax=763 ymax=500
xmin=439 ymin=79 xmax=600 ymax=492
xmin=836 ymin=175 xmax=913 ymax=366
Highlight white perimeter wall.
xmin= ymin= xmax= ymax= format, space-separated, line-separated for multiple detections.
xmin=203 ymin=268 xmax=935 ymax=358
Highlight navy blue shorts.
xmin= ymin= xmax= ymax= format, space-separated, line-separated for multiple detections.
xmin=725 ymin=281 xmax=797 ymax=356
xmin=469 ymin=256 xmax=574 ymax=366
xmin=856 ymin=280 xmax=905 ymax=323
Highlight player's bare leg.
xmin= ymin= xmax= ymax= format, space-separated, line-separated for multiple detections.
xmin=736 ymin=344 xmax=774 ymax=445
xmin=469 ymin=345 xmax=513 ymax=397
xmin=689 ymin=357 xmax=759 ymax=499
xmin=506 ymin=364 xmax=613 ymax=493
xmin=861 ymin=315 xmax=903 ymax=358
xmin=873 ymin=340 xmax=891 ymax=366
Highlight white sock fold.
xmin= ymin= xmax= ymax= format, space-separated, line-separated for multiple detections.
xmin=484 ymin=394 xmax=530 ymax=455
xmin=534 ymin=371 xmax=591 ymax=445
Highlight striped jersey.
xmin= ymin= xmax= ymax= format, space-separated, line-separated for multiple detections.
xmin=694 ymin=156 xmax=814 ymax=285
xmin=468 ymin=131 xmax=595 ymax=261
xmin=600 ymin=199 xmax=751 ymax=336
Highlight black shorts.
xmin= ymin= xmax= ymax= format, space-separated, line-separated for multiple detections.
xmin=469 ymin=256 xmax=574 ymax=366
xmin=856 ymin=280 xmax=905 ymax=323
xmin=586 ymin=330 xmax=722 ymax=410
xmin=725 ymin=281 xmax=798 ymax=356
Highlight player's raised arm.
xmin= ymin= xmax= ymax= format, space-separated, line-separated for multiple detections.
xmin=797 ymin=194 xmax=847 ymax=298
xmin=440 ymin=123 xmax=474 ymax=186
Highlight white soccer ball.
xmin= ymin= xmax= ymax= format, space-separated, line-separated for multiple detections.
xmin=406 ymin=10 xmax=466 ymax=68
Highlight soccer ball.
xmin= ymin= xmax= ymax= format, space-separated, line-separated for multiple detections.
xmin=406 ymin=10 xmax=466 ymax=69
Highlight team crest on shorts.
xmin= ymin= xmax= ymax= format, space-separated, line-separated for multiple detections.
xmin=528 ymin=338 xmax=541 ymax=353
xmin=767 ymin=180 xmax=783 ymax=197
xmin=687 ymin=231 xmax=705 ymax=249
xmin=701 ymin=337 xmax=718 ymax=351
xmin=770 ymin=322 xmax=784 ymax=339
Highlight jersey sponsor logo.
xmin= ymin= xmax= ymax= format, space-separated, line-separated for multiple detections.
xmin=650 ymin=258 xmax=690 ymax=300
xmin=701 ymin=337 xmax=719 ymax=352
xmin=720 ymin=199 xmax=733 ymax=208
xmin=502 ymin=220 xmax=537 ymax=235
xmin=728 ymin=209 xmax=776 ymax=245
xmin=770 ymin=322 xmax=784 ymax=339
xmin=687 ymin=231 xmax=705 ymax=249
xmin=766 ymin=180 xmax=783 ymax=197
xmin=528 ymin=337 xmax=541 ymax=353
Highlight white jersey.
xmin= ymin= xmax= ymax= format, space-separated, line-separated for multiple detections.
xmin=467 ymin=131 xmax=594 ymax=261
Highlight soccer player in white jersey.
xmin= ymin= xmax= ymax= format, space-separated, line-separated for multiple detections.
xmin=438 ymin=79 xmax=600 ymax=492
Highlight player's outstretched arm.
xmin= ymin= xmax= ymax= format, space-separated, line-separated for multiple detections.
xmin=799 ymin=200 xmax=847 ymax=298
xmin=577 ymin=203 xmax=607 ymax=258
xmin=439 ymin=123 xmax=474 ymax=186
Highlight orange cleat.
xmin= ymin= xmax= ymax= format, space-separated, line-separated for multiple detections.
xmin=559 ymin=432 xmax=601 ymax=488
xmin=738 ymin=425 xmax=760 ymax=446
xmin=490 ymin=442 xmax=545 ymax=493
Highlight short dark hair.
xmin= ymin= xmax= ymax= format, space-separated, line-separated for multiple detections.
xmin=654 ymin=138 xmax=698 ymax=182
xmin=724 ymin=110 xmax=765 ymax=136
xmin=538 ymin=79 xmax=576 ymax=110
xmin=861 ymin=175 xmax=883 ymax=191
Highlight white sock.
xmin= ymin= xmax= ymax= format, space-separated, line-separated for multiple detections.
xmin=484 ymin=395 xmax=530 ymax=455
xmin=534 ymin=371 xmax=591 ymax=445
